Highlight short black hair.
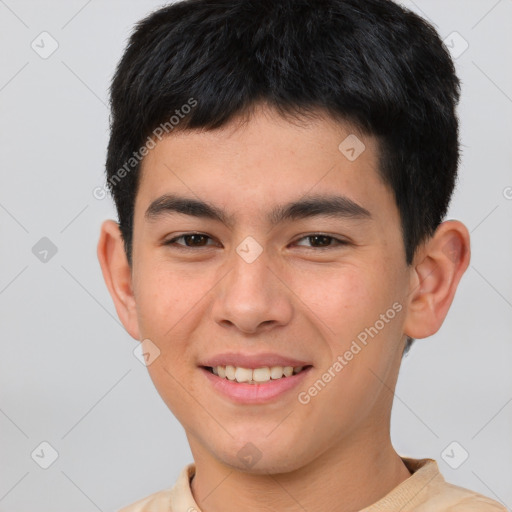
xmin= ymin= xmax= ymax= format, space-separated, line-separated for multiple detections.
xmin=105 ymin=0 xmax=462 ymax=356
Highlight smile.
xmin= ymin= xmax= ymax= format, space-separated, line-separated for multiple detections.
xmin=201 ymin=364 xmax=313 ymax=404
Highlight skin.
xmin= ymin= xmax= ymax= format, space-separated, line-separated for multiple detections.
xmin=98 ymin=103 xmax=470 ymax=512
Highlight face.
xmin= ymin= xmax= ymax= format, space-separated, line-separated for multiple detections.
xmin=128 ymin=105 xmax=412 ymax=472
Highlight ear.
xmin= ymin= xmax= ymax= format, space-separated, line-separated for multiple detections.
xmin=97 ymin=219 xmax=140 ymax=340
xmin=403 ymin=220 xmax=471 ymax=339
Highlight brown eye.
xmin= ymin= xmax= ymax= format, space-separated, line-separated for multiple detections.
xmin=164 ymin=233 xmax=217 ymax=248
xmin=295 ymin=234 xmax=348 ymax=249
xmin=182 ymin=234 xmax=209 ymax=246
xmin=308 ymin=235 xmax=333 ymax=247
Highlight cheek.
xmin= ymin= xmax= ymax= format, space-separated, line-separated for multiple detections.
xmin=133 ymin=259 xmax=207 ymax=338
xmin=294 ymin=265 xmax=404 ymax=430
xmin=290 ymin=259 xmax=405 ymax=380
xmin=134 ymin=263 xmax=209 ymax=421
xmin=290 ymin=263 xmax=390 ymax=340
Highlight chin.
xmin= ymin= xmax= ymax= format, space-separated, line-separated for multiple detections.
xmin=214 ymin=441 xmax=308 ymax=475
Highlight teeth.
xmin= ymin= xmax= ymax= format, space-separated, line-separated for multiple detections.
xmin=253 ymin=367 xmax=271 ymax=382
xmin=270 ymin=366 xmax=284 ymax=379
xmin=225 ymin=365 xmax=236 ymax=380
xmin=283 ymin=366 xmax=294 ymax=377
xmin=235 ymin=367 xmax=253 ymax=383
xmin=209 ymin=365 xmax=306 ymax=384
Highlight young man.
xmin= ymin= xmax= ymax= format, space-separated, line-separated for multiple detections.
xmin=97 ymin=0 xmax=506 ymax=510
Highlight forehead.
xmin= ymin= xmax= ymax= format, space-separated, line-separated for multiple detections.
xmin=135 ymin=105 xmax=393 ymax=223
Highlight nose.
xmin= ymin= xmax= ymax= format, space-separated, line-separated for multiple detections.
xmin=211 ymin=247 xmax=294 ymax=334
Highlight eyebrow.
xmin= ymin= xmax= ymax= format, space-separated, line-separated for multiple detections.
xmin=144 ymin=193 xmax=372 ymax=227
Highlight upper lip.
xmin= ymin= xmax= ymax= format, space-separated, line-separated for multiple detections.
xmin=200 ymin=352 xmax=312 ymax=369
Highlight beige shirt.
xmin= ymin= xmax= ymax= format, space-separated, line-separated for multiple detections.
xmin=118 ymin=457 xmax=507 ymax=512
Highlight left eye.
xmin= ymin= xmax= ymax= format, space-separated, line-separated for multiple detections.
xmin=294 ymin=234 xmax=347 ymax=248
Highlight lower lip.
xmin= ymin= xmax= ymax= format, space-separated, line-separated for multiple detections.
xmin=200 ymin=366 xmax=312 ymax=404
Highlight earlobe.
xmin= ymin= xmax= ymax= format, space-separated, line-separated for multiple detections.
xmin=403 ymin=220 xmax=471 ymax=339
xmin=97 ymin=220 xmax=140 ymax=340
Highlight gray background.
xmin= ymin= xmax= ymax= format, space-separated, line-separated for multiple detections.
xmin=0 ymin=0 xmax=511 ymax=510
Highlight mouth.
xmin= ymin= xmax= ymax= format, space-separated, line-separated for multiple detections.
xmin=200 ymin=363 xmax=313 ymax=404
xmin=202 ymin=364 xmax=312 ymax=385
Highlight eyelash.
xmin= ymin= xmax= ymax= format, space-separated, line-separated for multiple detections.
xmin=163 ymin=232 xmax=349 ymax=250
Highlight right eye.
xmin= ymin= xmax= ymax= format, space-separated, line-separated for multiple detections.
xmin=163 ymin=233 xmax=220 ymax=249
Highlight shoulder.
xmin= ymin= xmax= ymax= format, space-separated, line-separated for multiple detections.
xmin=423 ymin=480 xmax=508 ymax=512
xmin=116 ymin=463 xmax=197 ymax=512
xmin=372 ymin=457 xmax=509 ymax=512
